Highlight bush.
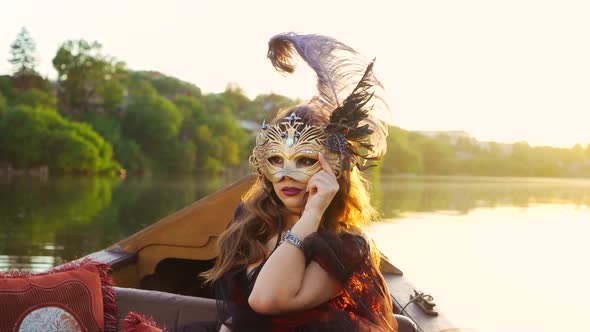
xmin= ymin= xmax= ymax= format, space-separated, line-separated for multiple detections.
xmin=0 ymin=105 xmax=120 ymax=174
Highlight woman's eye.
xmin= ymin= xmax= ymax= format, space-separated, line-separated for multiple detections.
xmin=297 ymin=157 xmax=317 ymax=168
xmin=268 ymin=156 xmax=283 ymax=166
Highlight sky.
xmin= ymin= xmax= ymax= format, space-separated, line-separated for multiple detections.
xmin=2 ymin=0 xmax=589 ymax=148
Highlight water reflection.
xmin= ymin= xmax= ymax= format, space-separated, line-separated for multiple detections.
xmin=0 ymin=255 xmax=56 ymax=273
xmin=1 ymin=174 xmax=589 ymax=271
xmin=0 ymin=173 xmax=244 ymax=271
xmin=368 ymin=205 xmax=590 ymax=332
xmin=373 ymin=175 xmax=590 ymax=219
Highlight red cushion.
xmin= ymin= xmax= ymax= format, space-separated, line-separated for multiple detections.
xmin=0 ymin=258 xmax=117 ymax=331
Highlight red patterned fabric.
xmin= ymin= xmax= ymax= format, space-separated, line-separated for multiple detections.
xmin=123 ymin=312 xmax=166 ymax=332
xmin=308 ymin=233 xmax=397 ymax=331
xmin=0 ymin=258 xmax=117 ymax=332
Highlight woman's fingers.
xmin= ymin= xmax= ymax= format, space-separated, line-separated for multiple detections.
xmin=317 ymin=153 xmax=335 ymax=176
xmin=306 ymin=171 xmax=338 ymax=195
xmin=305 ymin=153 xmax=339 ymax=201
xmin=304 ymin=156 xmax=340 ymax=214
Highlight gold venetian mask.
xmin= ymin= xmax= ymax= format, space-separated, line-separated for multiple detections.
xmin=249 ymin=113 xmax=341 ymax=183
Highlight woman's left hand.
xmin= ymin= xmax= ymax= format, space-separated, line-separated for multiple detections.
xmin=304 ymin=153 xmax=339 ymax=217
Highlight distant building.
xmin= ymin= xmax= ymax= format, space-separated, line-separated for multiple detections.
xmin=413 ymin=130 xmax=472 ymax=145
xmin=478 ymin=141 xmax=513 ymax=155
xmin=239 ymin=120 xmax=260 ymax=133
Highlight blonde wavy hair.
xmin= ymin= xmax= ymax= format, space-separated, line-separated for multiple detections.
xmin=202 ymin=169 xmax=379 ymax=283
xmin=201 ymin=108 xmax=380 ymax=283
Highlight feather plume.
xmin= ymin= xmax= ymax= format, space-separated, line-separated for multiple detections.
xmin=267 ymin=33 xmax=391 ymax=159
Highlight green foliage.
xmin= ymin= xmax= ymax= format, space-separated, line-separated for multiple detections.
xmin=0 ymin=76 xmax=16 ymax=103
xmin=52 ymin=39 xmax=127 ymax=113
xmin=122 ymin=95 xmax=195 ymax=172
xmin=414 ymin=135 xmax=456 ymax=174
xmin=220 ymin=83 xmax=250 ymax=114
xmin=129 ymin=71 xmax=201 ymax=98
xmin=174 ymin=95 xmax=206 ymax=143
xmin=128 ymin=78 xmax=158 ymax=98
xmin=244 ymin=93 xmax=299 ymax=122
xmin=14 ymin=88 xmax=57 ymax=109
xmin=114 ymin=139 xmax=151 ymax=173
xmin=380 ymin=127 xmax=590 ymax=178
xmin=171 ymin=94 xmax=249 ymax=173
xmin=97 ymin=78 xmax=125 ymax=111
xmin=0 ymin=106 xmax=120 ymax=174
xmin=0 ymin=92 xmax=6 ymax=113
xmin=122 ymin=95 xmax=182 ymax=153
xmin=82 ymin=113 xmax=151 ymax=173
xmin=4 ymin=34 xmax=587 ymax=178
xmin=158 ymin=140 xmax=196 ymax=173
xmin=382 ymin=126 xmax=422 ymax=174
xmin=196 ymin=109 xmax=248 ymax=169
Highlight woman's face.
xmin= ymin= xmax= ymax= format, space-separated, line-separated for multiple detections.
xmin=270 ymin=155 xmax=318 ymax=211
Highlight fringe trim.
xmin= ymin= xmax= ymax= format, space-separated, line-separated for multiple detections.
xmin=94 ymin=260 xmax=118 ymax=332
xmin=0 ymin=257 xmax=118 ymax=332
xmin=123 ymin=312 xmax=165 ymax=332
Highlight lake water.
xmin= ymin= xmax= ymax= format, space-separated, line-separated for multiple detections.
xmin=1 ymin=174 xmax=589 ymax=332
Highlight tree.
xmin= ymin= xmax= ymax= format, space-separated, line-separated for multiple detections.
xmin=122 ymin=95 xmax=182 ymax=155
xmin=8 ymin=27 xmax=46 ymax=91
xmin=510 ymin=141 xmax=532 ymax=175
xmin=9 ymin=27 xmax=37 ymax=75
xmin=571 ymin=143 xmax=586 ymax=162
xmin=410 ymin=134 xmax=456 ymax=174
xmin=82 ymin=113 xmax=151 ymax=173
xmin=129 ymin=71 xmax=200 ymax=99
xmin=52 ymin=40 xmax=127 ymax=113
xmin=382 ymin=126 xmax=422 ymax=174
xmin=221 ymin=83 xmax=250 ymax=114
xmin=128 ymin=79 xmax=158 ymax=98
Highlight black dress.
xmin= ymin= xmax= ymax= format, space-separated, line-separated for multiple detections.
xmin=180 ymin=235 xmax=396 ymax=332
xmin=178 ymin=208 xmax=397 ymax=332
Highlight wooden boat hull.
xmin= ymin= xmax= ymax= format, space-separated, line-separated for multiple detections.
xmin=87 ymin=174 xmax=470 ymax=331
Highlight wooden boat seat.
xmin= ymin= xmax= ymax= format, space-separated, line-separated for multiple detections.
xmin=115 ymin=287 xmax=417 ymax=332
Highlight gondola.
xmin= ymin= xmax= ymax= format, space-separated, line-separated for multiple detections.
xmin=86 ymin=175 xmax=474 ymax=332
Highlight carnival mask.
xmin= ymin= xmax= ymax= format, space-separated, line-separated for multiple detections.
xmin=249 ymin=113 xmax=342 ymax=183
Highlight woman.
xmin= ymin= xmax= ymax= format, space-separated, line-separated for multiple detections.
xmin=199 ymin=33 xmax=398 ymax=332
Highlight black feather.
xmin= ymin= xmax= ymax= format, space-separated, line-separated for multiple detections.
xmin=323 ymin=61 xmax=380 ymax=171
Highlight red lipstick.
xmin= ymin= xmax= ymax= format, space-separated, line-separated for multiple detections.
xmin=281 ymin=187 xmax=302 ymax=196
